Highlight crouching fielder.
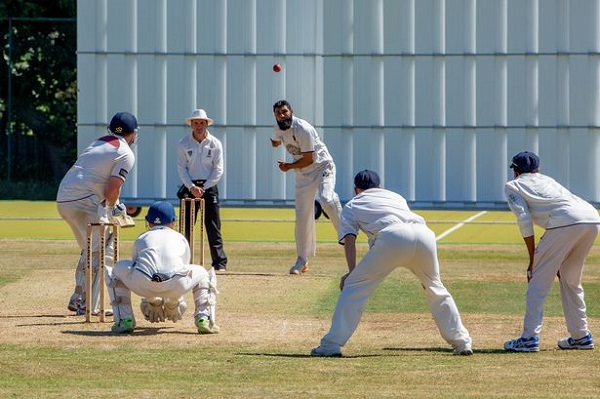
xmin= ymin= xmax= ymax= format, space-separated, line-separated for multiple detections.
xmin=311 ymin=170 xmax=472 ymax=357
xmin=105 ymin=201 xmax=219 ymax=334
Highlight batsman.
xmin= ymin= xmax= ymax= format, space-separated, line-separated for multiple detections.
xmin=105 ymin=201 xmax=219 ymax=334
xmin=56 ymin=112 xmax=138 ymax=315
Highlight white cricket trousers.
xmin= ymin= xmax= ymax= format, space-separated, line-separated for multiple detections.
xmin=320 ymin=223 xmax=471 ymax=350
xmin=106 ymin=261 xmax=211 ymax=321
xmin=523 ymin=223 xmax=599 ymax=339
xmin=294 ymin=162 xmax=342 ymax=261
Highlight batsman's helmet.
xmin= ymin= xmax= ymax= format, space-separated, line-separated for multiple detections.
xmin=145 ymin=201 xmax=176 ymax=225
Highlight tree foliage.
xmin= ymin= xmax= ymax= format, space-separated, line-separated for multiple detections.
xmin=0 ymin=0 xmax=76 ymax=198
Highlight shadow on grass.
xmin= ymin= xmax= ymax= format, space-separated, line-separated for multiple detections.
xmin=383 ymin=347 xmax=539 ymax=354
xmin=1 ymin=314 xmax=70 ymax=319
xmin=61 ymin=326 xmax=208 ymax=337
xmin=238 ymin=352 xmax=391 ymax=358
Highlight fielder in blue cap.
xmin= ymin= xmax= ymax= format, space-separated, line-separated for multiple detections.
xmin=504 ymin=151 xmax=600 ymax=352
xmin=509 ymin=151 xmax=540 ymax=173
xmin=311 ymin=170 xmax=473 ymax=357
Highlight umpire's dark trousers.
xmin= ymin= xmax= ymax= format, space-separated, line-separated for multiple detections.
xmin=183 ymin=185 xmax=227 ymax=270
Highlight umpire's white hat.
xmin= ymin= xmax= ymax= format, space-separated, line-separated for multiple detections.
xmin=186 ymin=109 xmax=214 ymax=126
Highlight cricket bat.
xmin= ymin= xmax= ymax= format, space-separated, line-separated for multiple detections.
xmin=114 ymin=213 xmax=136 ymax=228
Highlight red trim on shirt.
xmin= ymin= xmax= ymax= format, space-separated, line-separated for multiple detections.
xmin=98 ymin=135 xmax=120 ymax=149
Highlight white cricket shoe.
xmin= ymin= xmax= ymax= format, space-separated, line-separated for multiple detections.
xmin=557 ymin=333 xmax=594 ymax=350
xmin=504 ymin=336 xmax=539 ymax=352
xmin=289 ymin=257 xmax=309 ymax=275
xmin=453 ymin=342 xmax=473 ymax=356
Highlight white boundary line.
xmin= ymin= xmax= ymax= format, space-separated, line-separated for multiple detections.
xmin=435 ymin=211 xmax=488 ymax=241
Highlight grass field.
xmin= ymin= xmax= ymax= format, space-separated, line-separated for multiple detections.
xmin=1 ymin=201 xmax=599 ymax=398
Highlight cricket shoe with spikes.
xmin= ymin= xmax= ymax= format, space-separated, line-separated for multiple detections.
xmin=112 ymin=318 xmax=135 ymax=333
xmin=557 ymin=333 xmax=594 ymax=350
xmin=289 ymin=257 xmax=309 ymax=275
xmin=453 ymin=342 xmax=474 ymax=356
xmin=67 ymin=294 xmax=82 ymax=312
xmin=310 ymin=345 xmax=342 ymax=357
xmin=504 ymin=336 xmax=539 ymax=352
xmin=196 ymin=317 xmax=220 ymax=334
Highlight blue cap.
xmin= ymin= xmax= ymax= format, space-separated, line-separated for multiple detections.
xmin=145 ymin=201 xmax=176 ymax=225
xmin=510 ymin=151 xmax=540 ymax=173
xmin=354 ymin=170 xmax=381 ymax=190
xmin=109 ymin=112 xmax=138 ymax=135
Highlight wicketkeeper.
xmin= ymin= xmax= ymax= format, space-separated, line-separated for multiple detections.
xmin=105 ymin=201 xmax=219 ymax=334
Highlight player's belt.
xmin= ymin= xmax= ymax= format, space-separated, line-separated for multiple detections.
xmin=132 ymin=263 xmax=187 ymax=282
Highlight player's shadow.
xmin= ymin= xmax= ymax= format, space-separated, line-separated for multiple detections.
xmin=0 ymin=314 xmax=68 ymax=319
xmin=238 ymin=352 xmax=382 ymax=359
xmin=62 ymin=326 xmax=204 ymax=337
xmin=383 ymin=347 xmax=514 ymax=355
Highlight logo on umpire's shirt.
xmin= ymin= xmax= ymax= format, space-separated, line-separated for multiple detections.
xmin=119 ymin=168 xmax=129 ymax=179
xmin=187 ymin=150 xmax=193 ymax=157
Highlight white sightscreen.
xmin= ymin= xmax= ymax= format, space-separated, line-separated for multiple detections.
xmin=77 ymin=0 xmax=600 ymax=207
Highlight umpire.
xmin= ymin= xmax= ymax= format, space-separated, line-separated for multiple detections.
xmin=176 ymin=109 xmax=228 ymax=271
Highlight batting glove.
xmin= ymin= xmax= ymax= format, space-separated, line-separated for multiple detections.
xmin=106 ymin=203 xmax=127 ymax=224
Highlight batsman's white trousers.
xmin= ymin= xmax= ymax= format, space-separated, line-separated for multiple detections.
xmin=320 ymin=223 xmax=471 ymax=349
xmin=294 ymin=162 xmax=342 ymax=260
xmin=57 ymin=198 xmax=114 ymax=311
xmin=523 ymin=223 xmax=599 ymax=338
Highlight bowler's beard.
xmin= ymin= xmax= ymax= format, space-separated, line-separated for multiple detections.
xmin=277 ymin=118 xmax=293 ymax=130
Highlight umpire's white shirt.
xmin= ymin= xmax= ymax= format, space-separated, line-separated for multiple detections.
xmin=339 ymin=188 xmax=426 ymax=246
xmin=505 ymin=173 xmax=600 ymax=237
xmin=273 ymin=116 xmax=334 ymax=174
xmin=177 ymin=132 xmax=224 ymax=189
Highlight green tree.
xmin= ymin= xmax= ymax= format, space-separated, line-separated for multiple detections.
xmin=0 ymin=0 xmax=76 ymax=199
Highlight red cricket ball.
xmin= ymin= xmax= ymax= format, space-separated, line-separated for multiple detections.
xmin=273 ymin=64 xmax=282 ymax=73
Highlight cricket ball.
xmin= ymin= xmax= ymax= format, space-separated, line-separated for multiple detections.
xmin=273 ymin=64 xmax=282 ymax=73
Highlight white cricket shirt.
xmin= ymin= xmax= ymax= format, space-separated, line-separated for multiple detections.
xmin=131 ymin=226 xmax=191 ymax=277
xmin=505 ymin=172 xmax=600 ymax=237
xmin=177 ymin=132 xmax=224 ymax=189
xmin=57 ymin=134 xmax=135 ymax=202
xmin=273 ymin=116 xmax=334 ymax=173
xmin=339 ymin=188 xmax=426 ymax=246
